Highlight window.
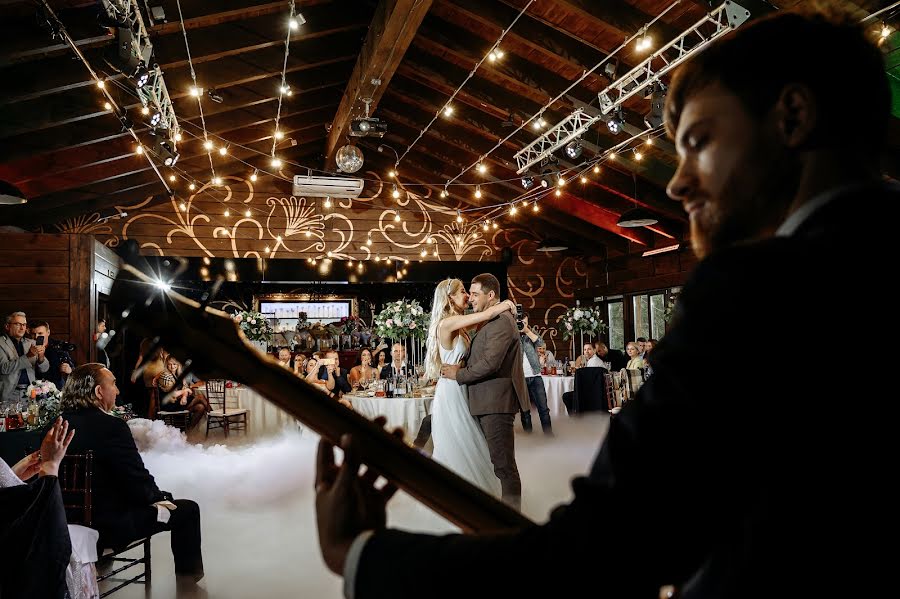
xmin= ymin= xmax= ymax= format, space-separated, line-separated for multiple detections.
xmin=632 ymin=295 xmax=650 ymax=340
xmin=650 ymin=293 xmax=665 ymax=340
xmin=608 ymin=301 xmax=624 ymax=351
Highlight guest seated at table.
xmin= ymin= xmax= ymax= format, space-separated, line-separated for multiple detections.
xmin=625 ymin=342 xmax=646 ymax=370
xmin=305 ymin=357 xmax=328 ymax=389
xmin=589 ymin=341 xmax=628 ymax=371
xmin=0 ymin=417 xmax=75 ymax=599
xmin=537 ymin=345 xmax=554 ymax=369
xmin=292 ymin=352 xmax=308 ymax=377
xmin=157 ymin=356 xmax=210 ymax=429
xmin=572 ymin=342 xmax=596 ymax=369
xmin=320 ymin=350 xmax=351 ymax=399
xmin=348 ymin=348 xmax=377 ymax=389
xmin=379 ymin=343 xmax=409 ymax=380
xmin=60 ymin=364 xmax=204 ymax=585
xmin=276 ymin=347 xmax=293 ymax=370
xmin=130 ymin=338 xmax=167 ymax=418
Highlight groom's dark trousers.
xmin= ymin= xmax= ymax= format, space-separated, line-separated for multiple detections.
xmin=455 ymin=309 xmax=530 ymax=509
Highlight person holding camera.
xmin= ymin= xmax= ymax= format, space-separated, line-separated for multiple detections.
xmin=30 ymin=322 xmax=74 ymax=390
xmin=517 ymin=311 xmax=552 ymax=435
xmin=1 ymin=312 xmax=49 ymax=404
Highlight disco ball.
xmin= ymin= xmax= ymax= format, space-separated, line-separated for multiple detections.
xmin=336 ymin=144 xmax=364 ymax=173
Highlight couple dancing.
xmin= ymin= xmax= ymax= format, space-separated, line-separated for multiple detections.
xmin=423 ymin=273 xmax=529 ymax=508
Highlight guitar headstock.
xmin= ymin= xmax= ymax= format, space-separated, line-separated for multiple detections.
xmin=109 ymin=259 xmax=268 ymax=384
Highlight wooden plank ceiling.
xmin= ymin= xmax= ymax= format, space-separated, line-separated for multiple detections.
xmin=0 ymin=0 xmax=896 ymax=258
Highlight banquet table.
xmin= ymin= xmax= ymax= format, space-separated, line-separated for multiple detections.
xmin=542 ymin=375 xmax=574 ymax=418
xmin=345 ymin=392 xmax=434 ymax=441
xmin=197 ymin=385 xmax=300 ymax=438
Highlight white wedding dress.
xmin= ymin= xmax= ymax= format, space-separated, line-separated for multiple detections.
xmin=431 ymin=335 xmax=502 ymax=497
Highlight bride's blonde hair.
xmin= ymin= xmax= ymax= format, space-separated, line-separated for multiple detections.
xmin=424 ymin=278 xmax=467 ymax=381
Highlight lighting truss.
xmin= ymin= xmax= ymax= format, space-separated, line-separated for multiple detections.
xmin=513 ymin=1 xmax=750 ymax=174
xmin=102 ymin=0 xmax=180 ymax=143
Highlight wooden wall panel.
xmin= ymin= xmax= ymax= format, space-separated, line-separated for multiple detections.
xmin=53 ymin=175 xmax=593 ymax=359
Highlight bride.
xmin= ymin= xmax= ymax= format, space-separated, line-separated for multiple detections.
xmin=424 ymin=278 xmax=516 ymax=496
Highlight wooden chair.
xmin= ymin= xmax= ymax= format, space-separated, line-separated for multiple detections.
xmin=150 ymin=386 xmax=192 ymax=431
xmin=205 ymin=378 xmax=248 ymax=438
xmin=59 ymin=451 xmax=152 ymax=598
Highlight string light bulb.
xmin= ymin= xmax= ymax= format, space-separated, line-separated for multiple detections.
xmin=421 ymin=249 xmax=427 ymax=257
xmin=392 ymin=185 xmax=400 ymax=199
xmin=203 ymin=140 xmax=213 ymax=151
xmin=96 ymin=79 xmax=105 ymax=89
xmin=477 ymin=163 xmax=487 ymax=174
xmin=634 ymin=150 xmax=643 ymax=161
xmin=533 ymin=202 xmax=539 ymax=213
xmin=443 ymin=105 xmax=454 ymax=116
xmin=593 ymin=165 xmax=601 ymax=174
xmin=558 ymin=177 xmax=566 ymax=187
xmin=394 ymin=213 xmax=401 ymax=222
xmin=510 ymin=205 xmax=518 ymax=215
xmin=609 ymin=152 xmax=617 ymax=160
xmin=483 ymin=222 xmax=489 ymax=231
xmin=213 ymin=177 xmax=222 ymax=185
xmin=250 ymin=170 xmax=258 ymax=182
xmin=432 ymin=249 xmax=438 ymax=257
xmin=218 ymin=146 xmax=227 ymax=156
xmin=280 ymin=85 xmax=290 ymax=95
xmin=388 ymin=169 xmax=397 ymax=178
xmin=175 ymin=133 xmax=183 ymax=142
xmin=456 ymin=210 xmax=463 ymax=223
xmin=305 ymin=230 xmax=312 ymax=238
xmin=264 ymin=246 xmax=270 ymax=253
xmin=289 ymin=17 xmax=299 ymax=30
xmin=474 ymin=185 xmax=482 ymax=199
xmin=245 ymin=209 xmax=251 ymax=217
xmin=271 ymin=157 xmax=282 ymax=168
xmin=274 ymin=130 xmax=284 ymax=140
xmin=646 ymin=137 xmax=654 ymax=146
xmin=141 ymin=105 xmax=150 ymax=115
xmin=169 ymin=174 xmax=177 ymax=182
xmin=324 ymin=198 xmax=332 ymax=208
xmin=366 ymin=237 xmax=372 ymax=246
xmin=189 ymin=86 xmax=201 ymax=97
xmin=637 ymin=34 xmax=652 ymax=51
xmin=179 ymin=202 xmax=187 ymax=211
xmin=104 ymin=101 xmax=112 ymax=110
xmin=440 ymin=190 xmax=448 ymax=198
xmin=188 ymin=183 xmax=196 ymax=191
xmin=555 ymin=189 xmax=562 ymax=197
xmin=881 ymin=23 xmax=891 ymax=38
xmin=581 ymin=176 xmax=588 ymax=184
xmin=492 ymin=222 xmax=498 ymax=229
xmin=135 ymin=145 xmax=143 ymax=155
xmin=224 ymin=209 xmax=230 ymax=217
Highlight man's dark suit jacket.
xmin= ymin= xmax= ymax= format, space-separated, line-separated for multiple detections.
xmin=61 ymin=407 xmax=168 ymax=549
xmin=379 ymin=363 xmax=409 ymax=381
xmin=353 ymin=184 xmax=897 ymax=598
xmin=605 ymin=348 xmax=628 ymax=371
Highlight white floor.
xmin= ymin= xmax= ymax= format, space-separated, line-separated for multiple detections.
xmin=106 ymin=414 xmax=609 ymax=598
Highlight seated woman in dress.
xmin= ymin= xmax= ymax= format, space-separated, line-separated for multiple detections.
xmin=347 ymin=348 xmax=376 ymax=389
xmin=625 ymin=342 xmax=646 ymax=370
xmin=60 ymin=364 xmax=204 ymax=585
xmin=304 ymin=357 xmax=326 ymax=387
xmin=292 ymin=353 xmax=308 ymax=377
xmin=373 ymin=347 xmax=389 ymax=378
xmin=157 ymin=356 xmax=210 ymax=429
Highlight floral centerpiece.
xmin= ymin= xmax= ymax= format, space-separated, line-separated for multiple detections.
xmin=557 ymin=305 xmax=607 ymax=341
xmin=339 ymin=315 xmax=362 ymax=335
xmin=233 ymin=310 xmax=274 ymax=342
xmin=374 ymin=299 xmax=429 ymax=341
xmin=24 ymin=380 xmax=62 ymax=431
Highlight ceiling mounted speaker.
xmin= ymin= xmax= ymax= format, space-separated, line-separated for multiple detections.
xmin=0 ymin=181 xmax=26 ymax=205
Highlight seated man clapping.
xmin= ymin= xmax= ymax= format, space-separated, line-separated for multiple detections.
xmin=60 ymin=364 xmax=204 ymax=585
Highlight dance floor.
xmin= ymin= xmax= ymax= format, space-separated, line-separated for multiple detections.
xmin=110 ymin=414 xmax=609 ymax=598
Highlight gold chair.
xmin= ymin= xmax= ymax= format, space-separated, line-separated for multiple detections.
xmin=205 ymin=379 xmax=249 ymax=437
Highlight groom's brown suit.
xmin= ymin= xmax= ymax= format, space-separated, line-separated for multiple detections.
xmin=455 ymin=309 xmax=529 ymax=507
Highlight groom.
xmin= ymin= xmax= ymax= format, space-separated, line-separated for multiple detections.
xmin=440 ymin=273 xmax=529 ymax=508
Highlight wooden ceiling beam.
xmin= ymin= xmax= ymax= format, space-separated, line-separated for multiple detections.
xmin=0 ymin=75 xmax=345 ymax=165
xmin=323 ymin=0 xmax=432 ymax=168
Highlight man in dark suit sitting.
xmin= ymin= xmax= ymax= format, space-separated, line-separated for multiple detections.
xmin=378 ymin=343 xmax=409 ymax=381
xmin=314 ymin=9 xmax=895 ymax=598
xmin=60 ymin=363 xmax=204 ymax=586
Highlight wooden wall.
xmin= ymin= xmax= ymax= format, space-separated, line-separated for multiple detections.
xmin=0 ymin=233 xmax=95 ymax=366
xmin=52 ymin=175 xmax=592 ymax=359
xmin=581 ymin=249 xmax=697 ymax=299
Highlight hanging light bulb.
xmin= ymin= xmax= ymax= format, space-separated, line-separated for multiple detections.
xmin=634 ymin=150 xmax=643 ymax=161
xmin=443 ymin=105 xmax=454 ymax=116
xmin=245 ymin=209 xmax=251 ymax=217
xmin=250 ymin=170 xmax=258 ymax=182
xmin=305 ymin=230 xmax=312 ymax=238
xmin=609 ymin=151 xmax=617 ymax=160
xmin=432 ymin=249 xmax=438 ymax=257
xmin=392 ymin=185 xmax=400 ymax=199
xmin=474 ymin=185 xmax=482 ymax=199
xmin=510 ymin=205 xmax=517 ymax=215
xmin=224 ymin=209 xmax=230 ymax=217
xmin=169 ymin=174 xmax=177 ymax=182
xmin=189 ymin=183 xmax=196 ymax=191
xmin=555 ymin=189 xmax=562 ymax=197
xmin=141 ymin=105 xmax=150 ymax=115
xmin=274 ymin=130 xmax=284 ymax=140
xmin=289 ymin=17 xmax=299 ymax=30
xmin=96 ymin=79 xmax=105 ymax=89
xmin=189 ymin=86 xmax=201 ymax=97
xmin=179 ymin=202 xmax=187 ymax=211
xmin=218 ymin=146 xmax=227 ymax=156
xmin=492 ymin=222 xmax=498 ymax=229
xmin=374 ymin=255 xmax=380 ymax=262
xmin=882 ymin=24 xmax=891 ymax=38
xmin=533 ymin=202 xmax=539 ymax=213
xmin=477 ymin=163 xmax=487 ymax=174
xmin=324 ymin=198 xmax=332 ymax=208
xmin=440 ymin=189 xmax=448 ymax=198
xmin=213 ymin=176 xmax=222 ymax=185
xmin=104 ymin=101 xmax=112 ymax=110
xmin=280 ymin=85 xmax=290 ymax=95
xmin=428 ymin=237 xmax=434 ymax=244
xmin=276 ymin=235 xmax=282 ymax=242
xmin=593 ymin=165 xmax=601 ymax=174
xmin=495 ymin=49 xmax=504 ymax=59
xmin=580 ymin=176 xmax=588 ymax=184
xmin=456 ymin=210 xmax=463 ymax=223
xmin=135 ymin=145 xmax=143 ymax=155
xmin=388 ymin=170 xmax=397 ymax=178
xmin=264 ymin=245 xmax=271 ymax=253
xmin=420 ymin=249 xmax=427 ymax=257
xmin=347 ymin=260 xmax=353 ymax=267
xmin=558 ymin=177 xmax=566 ymax=187
xmin=203 ymin=140 xmax=213 ymax=151
xmin=532 ymin=120 xmax=541 ymax=130
xmin=482 ymin=222 xmax=489 ymax=231
xmin=394 ymin=212 xmax=401 ymax=223
xmin=404 ymin=259 xmax=409 ymax=265
xmin=366 ymin=237 xmax=372 ymax=246
xmin=488 ymin=50 xmax=498 ymax=62
xmin=175 ymin=133 xmax=183 ymax=142
xmin=538 ymin=117 xmax=547 ymax=128
xmin=271 ymin=157 xmax=282 ymax=168
xmin=646 ymin=137 xmax=654 ymax=146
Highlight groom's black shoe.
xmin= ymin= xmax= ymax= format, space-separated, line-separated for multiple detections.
xmin=520 ymin=410 xmax=533 ymax=433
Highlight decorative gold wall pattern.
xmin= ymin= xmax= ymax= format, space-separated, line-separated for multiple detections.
xmin=54 ymin=173 xmax=590 ymax=358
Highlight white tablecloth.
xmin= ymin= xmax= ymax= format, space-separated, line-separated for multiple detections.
xmin=346 ymin=394 xmax=434 ymax=440
xmin=229 ymin=387 xmax=299 ymax=437
xmin=542 ymin=376 xmax=574 ymax=417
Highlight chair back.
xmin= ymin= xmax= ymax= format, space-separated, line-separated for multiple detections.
xmin=206 ymin=379 xmax=227 ymax=414
xmin=59 ymin=451 xmax=93 ymax=527
xmin=572 ymin=367 xmax=608 ymax=413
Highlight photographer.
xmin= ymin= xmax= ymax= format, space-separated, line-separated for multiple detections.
xmin=30 ymin=322 xmax=74 ymax=390
xmin=517 ymin=311 xmax=552 ymax=435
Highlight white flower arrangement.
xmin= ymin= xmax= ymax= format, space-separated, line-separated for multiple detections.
xmin=24 ymin=380 xmax=62 ymax=431
xmin=233 ymin=310 xmax=274 ymax=342
xmin=374 ymin=299 xmax=429 ymax=341
xmin=557 ymin=305 xmax=607 ymax=341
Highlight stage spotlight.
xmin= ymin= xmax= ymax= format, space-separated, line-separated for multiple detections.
xmin=564 ymin=140 xmax=583 ymax=160
xmin=134 ymin=65 xmax=150 ymax=89
xmin=521 ymin=177 xmax=534 ymax=190
xmin=607 ymin=108 xmax=625 ymax=135
xmin=150 ymin=111 xmax=162 ymax=127
xmin=644 ymin=84 xmax=667 ymax=129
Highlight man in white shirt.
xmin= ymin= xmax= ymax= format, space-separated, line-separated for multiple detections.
xmin=379 ymin=343 xmax=408 ymax=380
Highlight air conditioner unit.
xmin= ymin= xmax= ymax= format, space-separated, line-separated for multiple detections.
xmin=292 ymin=175 xmax=364 ymax=198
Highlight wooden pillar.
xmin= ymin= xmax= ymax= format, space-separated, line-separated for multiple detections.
xmin=68 ymin=234 xmax=95 ymax=366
